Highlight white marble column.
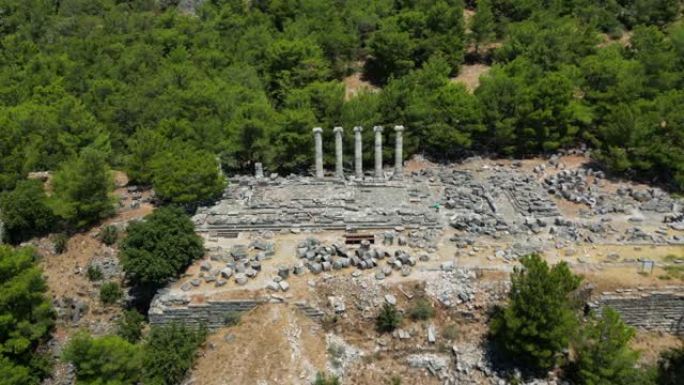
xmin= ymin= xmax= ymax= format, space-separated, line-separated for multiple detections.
xmin=333 ymin=126 xmax=344 ymax=179
xmin=393 ymin=125 xmax=404 ymax=179
xmin=313 ymin=127 xmax=323 ymax=178
xmin=353 ymin=126 xmax=363 ymax=179
xmin=254 ymin=162 xmax=264 ymax=179
xmin=373 ymin=125 xmax=384 ymax=180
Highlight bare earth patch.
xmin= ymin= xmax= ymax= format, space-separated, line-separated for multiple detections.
xmin=343 ymin=72 xmax=379 ymax=100
xmin=190 ymin=305 xmax=327 ymax=385
xmin=598 ymin=31 xmax=633 ymax=48
xmin=450 ymin=64 xmax=491 ymax=93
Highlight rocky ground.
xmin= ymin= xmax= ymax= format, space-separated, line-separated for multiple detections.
xmin=32 ymin=172 xmax=154 ymax=385
xmin=25 ymin=155 xmax=684 ymax=385
xmin=173 ymin=152 xmax=684 ymax=385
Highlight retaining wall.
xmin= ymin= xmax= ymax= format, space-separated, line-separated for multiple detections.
xmin=591 ymin=289 xmax=684 ymax=335
xmin=149 ymin=293 xmax=267 ymax=329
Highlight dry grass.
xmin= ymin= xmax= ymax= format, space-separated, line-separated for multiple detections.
xmin=36 ymin=171 xmax=154 ymax=334
xmin=580 ymin=265 xmax=683 ymax=292
xmin=343 ymin=72 xmax=379 ymax=100
xmin=450 ymin=64 xmax=491 ymax=93
xmin=630 ymin=331 xmax=683 ymax=365
xmin=597 ymin=31 xmax=633 ymax=48
xmin=190 ymin=305 xmax=327 ymax=385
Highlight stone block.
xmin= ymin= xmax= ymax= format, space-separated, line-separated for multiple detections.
xmin=234 ymin=273 xmax=248 ymax=286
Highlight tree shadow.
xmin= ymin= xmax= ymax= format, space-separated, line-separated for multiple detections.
xmin=127 ymin=284 xmax=158 ymax=317
xmin=361 ymin=59 xmax=392 ymax=87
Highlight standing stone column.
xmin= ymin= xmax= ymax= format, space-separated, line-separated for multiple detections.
xmin=254 ymin=162 xmax=264 ymax=179
xmin=373 ymin=125 xmax=384 ymax=180
xmin=313 ymin=127 xmax=324 ymax=178
xmin=353 ymin=126 xmax=363 ymax=179
xmin=393 ymin=125 xmax=404 ymax=179
xmin=333 ymin=126 xmax=344 ymax=179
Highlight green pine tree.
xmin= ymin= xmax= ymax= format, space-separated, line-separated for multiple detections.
xmin=572 ymin=308 xmax=641 ymax=385
xmin=471 ymin=0 xmax=496 ymax=53
xmin=490 ymin=254 xmax=582 ymax=372
xmin=50 ymin=148 xmax=115 ymax=229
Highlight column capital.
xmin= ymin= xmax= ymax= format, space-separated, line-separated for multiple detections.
xmin=333 ymin=126 xmax=344 ymax=134
xmin=394 ymin=125 xmax=405 ymax=132
xmin=313 ymin=127 xmax=323 ymax=134
xmin=353 ymin=126 xmax=363 ymax=133
xmin=373 ymin=125 xmax=384 ymax=133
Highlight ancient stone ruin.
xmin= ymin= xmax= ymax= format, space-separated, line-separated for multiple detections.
xmin=151 ymin=129 xmax=684 ymax=353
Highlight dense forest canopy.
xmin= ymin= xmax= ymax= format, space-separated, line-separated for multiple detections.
xmin=0 ymin=0 xmax=683 ymax=201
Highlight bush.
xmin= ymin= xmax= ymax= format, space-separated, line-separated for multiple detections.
xmin=63 ymin=332 xmax=142 ymax=385
xmin=376 ymin=303 xmax=402 ymax=333
xmin=657 ymin=346 xmax=684 ymax=385
xmin=53 ymin=233 xmax=69 ymax=254
xmin=442 ymin=323 xmax=459 ymax=340
xmin=408 ymin=298 xmax=435 ymax=321
xmin=99 ymin=225 xmax=118 ymax=246
xmin=223 ymin=311 xmax=242 ymax=326
xmin=120 ymin=207 xmax=204 ymax=288
xmin=0 ymin=180 xmax=56 ymax=244
xmin=142 ymin=323 xmax=207 ymax=385
xmin=100 ymin=282 xmax=122 ymax=305
xmin=313 ymin=372 xmax=340 ymax=385
xmin=117 ymin=310 xmax=145 ymax=343
xmin=490 ymin=254 xmax=582 ymax=372
xmin=86 ymin=265 xmax=103 ymax=281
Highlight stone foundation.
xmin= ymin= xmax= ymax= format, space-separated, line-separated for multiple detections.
xmin=148 ymin=291 xmax=267 ymax=329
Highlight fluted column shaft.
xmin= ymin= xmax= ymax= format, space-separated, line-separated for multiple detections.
xmin=394 ymin=125 xmax=404 ymax=179
xmin=313 ymin=127 xmax=323 ymax=178
xmin=373 ymin=126 xmax=384 ymax=179
xmin=353 ymin=126 xmax=363 ymax=179
xmin=333 ymin=126 xmax=344 ymax=179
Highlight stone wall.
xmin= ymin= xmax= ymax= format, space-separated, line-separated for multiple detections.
xmin=590 ymin=288 xmax=684 ymax=335
xmin=148 ymin=291 xmax=267 ymax=329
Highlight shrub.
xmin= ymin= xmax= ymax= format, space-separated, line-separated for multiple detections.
xmin=376 ymin=303 xmax=402 ymax=333
xmin=100 ymin=282 xmax=122 ymax=305
xmin=0 ymin=179 xmax=55 ymax=244
xmin=142 ymin=323 xmax=207 ymax=385
xmin=408 ymin=298 xmax=435 ymax=321
xmin=62 ymin=332 xmax=142 ymax=385
xmin=313 ymin=372 xmax=340 ymax=385
xmin=442 ymin=323 xmax=459 ymax=340
xmin=223 ymin=311 xmax=242 ymax=326
xmin=99 ymin=225 xmax=118 ymax=246
xmin=117 ymin=310 xmax=145 ymax=343
xmin=86 ymin=265 xmax=103 ymax=281
xmin=53 ymin=233 xmax=69 ymax=254
xmin=120 ymin=207 xmax=204 ymax=288
xmin=656 ymin=346 xmax=683 ymax=385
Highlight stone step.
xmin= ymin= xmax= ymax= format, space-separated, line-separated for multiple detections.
xmin=294 ymin=303 xmax=325 ymax=321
